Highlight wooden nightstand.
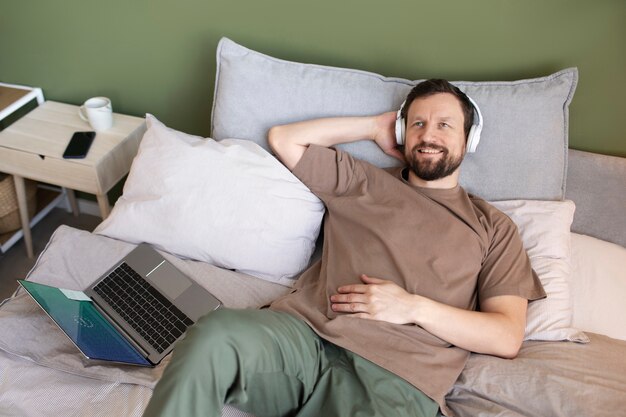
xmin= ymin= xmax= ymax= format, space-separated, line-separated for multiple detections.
xmin=0 ymin=100 xmax=145 ymax=258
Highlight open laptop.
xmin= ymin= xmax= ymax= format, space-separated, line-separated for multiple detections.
xmin=18 ymin=243 xmax=222 ymax=366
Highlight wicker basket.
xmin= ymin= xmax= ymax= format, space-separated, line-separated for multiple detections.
xmin=0 ymin=173 xmax=38 ymax=234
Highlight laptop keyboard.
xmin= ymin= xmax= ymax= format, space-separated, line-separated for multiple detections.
xmin=93 ymin=262 xmax=194 ymax=354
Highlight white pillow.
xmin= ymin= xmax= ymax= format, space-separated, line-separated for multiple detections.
xmin=490 ymin=200 xmax=588 ymax=342
xmin=570 ymin=233 xmax=626 ymax=341
xmin=95 ymin=114 xmax=325 ymax=286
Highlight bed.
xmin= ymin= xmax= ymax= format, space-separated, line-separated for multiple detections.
xmin=1 ymin=38 xmax=625 ymax=417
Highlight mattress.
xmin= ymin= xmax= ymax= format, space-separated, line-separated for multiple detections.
xmin=1 ymin=225 xmax=625 ymax=417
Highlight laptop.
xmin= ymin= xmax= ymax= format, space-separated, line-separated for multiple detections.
xmin=18 ymin=243 xmax=222 ymax=367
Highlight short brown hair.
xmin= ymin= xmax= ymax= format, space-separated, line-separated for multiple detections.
xmin=400 ymin=79 xmax=474 ymax=137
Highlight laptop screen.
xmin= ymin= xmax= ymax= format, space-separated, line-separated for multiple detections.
xmin=19 ymin=280 xmax=151 ymax=366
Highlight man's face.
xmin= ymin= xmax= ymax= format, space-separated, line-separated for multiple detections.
xmin=403 ymin=93 xmax=467 ymax=184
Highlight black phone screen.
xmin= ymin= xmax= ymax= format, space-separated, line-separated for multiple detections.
xmin=63 ymin=131 xmax=95 ymax=159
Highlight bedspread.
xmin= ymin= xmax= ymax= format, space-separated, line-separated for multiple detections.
xmin=1 ymin=225 xmax=625 ymax=417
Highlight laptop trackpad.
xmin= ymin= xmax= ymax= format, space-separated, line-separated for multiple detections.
xmin=147 ymin=262 xmax=192 ymax=300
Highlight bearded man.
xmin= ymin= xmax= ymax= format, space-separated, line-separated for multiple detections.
xmin=143 ymin=79 xmax=545 ymax=417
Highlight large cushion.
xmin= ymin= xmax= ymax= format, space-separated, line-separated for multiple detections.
xmin=490 ymin=200 xmax=587 ymax=342
xmin=211 ymin=37 xmax=577 ymax=201
xmin=95 ymin=114 xmax=324 ymax=286
xmin=570 ymin=233 xmax=626 ymax=341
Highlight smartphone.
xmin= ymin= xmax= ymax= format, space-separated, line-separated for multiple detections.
xmin=63 ymin=131 xmax=95 ymax=159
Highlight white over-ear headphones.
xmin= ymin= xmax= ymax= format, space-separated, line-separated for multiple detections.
xmin=395 ymin=94 xmax=483 ymax=153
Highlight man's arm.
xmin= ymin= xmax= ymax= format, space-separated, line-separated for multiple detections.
xmin=268 ymin=112 xmax=403 ymax=170
xmin=331 ymin=274 xmax=528 ymax=359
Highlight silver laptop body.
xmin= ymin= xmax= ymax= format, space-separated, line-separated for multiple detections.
xmin=83 ymin=243 xmax=222 ymax=365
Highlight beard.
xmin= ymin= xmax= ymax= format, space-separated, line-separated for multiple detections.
xmin=406 ymin=143 xmax=464 ymax=181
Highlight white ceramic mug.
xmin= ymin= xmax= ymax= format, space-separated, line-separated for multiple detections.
xmin=79 ymin=97 xmax=113 ymax=131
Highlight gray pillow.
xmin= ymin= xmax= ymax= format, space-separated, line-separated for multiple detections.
xmin=211 ymin=37 xmax=577 ymax=201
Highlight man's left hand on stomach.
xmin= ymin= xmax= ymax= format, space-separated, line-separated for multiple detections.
xmin=330 ymin=274 xmax=419 ymax=325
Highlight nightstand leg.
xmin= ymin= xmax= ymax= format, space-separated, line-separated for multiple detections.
xmin=65 ymin=188 xmax=80 ymax=216
xmin=13 ymin=175 xmax=34 ymax=259
xmin=96 ymin=194 xmax=111 ymax=219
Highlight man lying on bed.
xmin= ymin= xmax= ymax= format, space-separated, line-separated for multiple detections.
xmin=143 ymin=79 xmax=545 ymax=417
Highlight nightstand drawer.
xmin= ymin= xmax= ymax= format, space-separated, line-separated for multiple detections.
xmin=0 ymin=146 xmax=99 ymax=192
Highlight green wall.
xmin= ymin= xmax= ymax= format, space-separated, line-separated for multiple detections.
xmin=2 ymin=0 xmax=625 ymax=157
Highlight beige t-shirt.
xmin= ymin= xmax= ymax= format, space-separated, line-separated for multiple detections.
xmin=269 ymin=145 xmax=546 ymax=415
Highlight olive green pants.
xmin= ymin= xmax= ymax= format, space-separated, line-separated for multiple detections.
xmin=143 ymin=309 xmax=439 ymax=417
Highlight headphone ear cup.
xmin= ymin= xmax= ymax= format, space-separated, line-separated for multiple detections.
xmin=395 ymin=112 xmax=405 ymax=145
xmin=466 ymin=125 xmax=476 ymax=153
xmin=466 ymin=123 xmax=482 ymax=153
xmin=465 ymin=95 xmax=483 ymax=153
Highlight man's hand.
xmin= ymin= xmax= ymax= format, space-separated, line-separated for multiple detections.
xmin=330 ymin=273 xmax=529 ymax=359
xmin=330 ymin=274 xmax=417 ymax=325
xmin=373 ymin=112 xmax=405 ymax=162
